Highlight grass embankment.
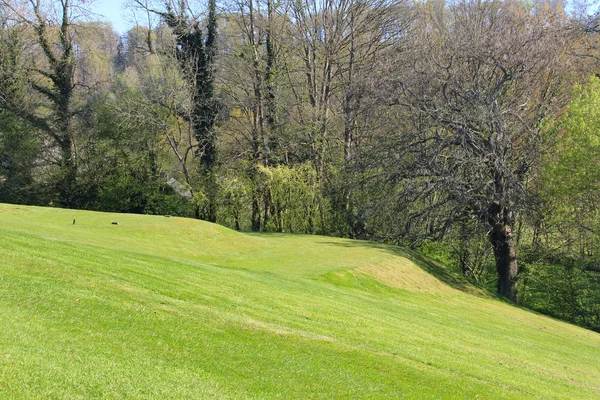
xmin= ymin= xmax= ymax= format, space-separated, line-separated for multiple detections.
xmin=1 ymin=204 xmax=599 ymax=399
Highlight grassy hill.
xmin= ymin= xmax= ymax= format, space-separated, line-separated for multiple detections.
xmin=1 ymin=204 xmax=599 ymax=399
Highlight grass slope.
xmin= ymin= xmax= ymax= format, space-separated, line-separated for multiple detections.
xmin=1 ymin=204 xmax=599 ymax=399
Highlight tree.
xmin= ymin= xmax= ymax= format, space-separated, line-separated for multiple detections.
xmin=219 ymin=0 xmax=280 ymax=231
xmin=151 ymin=0 xmax=220 ymax=222
xmin=537 ymin=76 xmax=600 ymax=259
xmin=373 ymin=0 xmax=575 ymax=301
xmin=0 ymin=111 xmax=41 ymax=204
xmin=0 ymin=10 xmax=39 ymax=204
xmin=0 ymin=0 xmax=82 ymax=206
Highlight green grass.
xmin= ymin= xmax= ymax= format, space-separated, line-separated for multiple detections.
xmin=1 ymin=204 xmax=599 ymax=399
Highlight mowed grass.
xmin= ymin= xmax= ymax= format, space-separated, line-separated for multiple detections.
xmin=1 ymin=204 xmax=599 ymax=399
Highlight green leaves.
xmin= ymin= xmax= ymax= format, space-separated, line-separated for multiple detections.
xmin=541 ymin=76 xmax=600 ymax=199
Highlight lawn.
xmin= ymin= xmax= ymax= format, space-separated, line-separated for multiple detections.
xmin=1 ymin=204 xmax=599 ymax=399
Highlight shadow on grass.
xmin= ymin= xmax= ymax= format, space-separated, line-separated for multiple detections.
xmin=316 ymin=239 xmax=479 ymax=294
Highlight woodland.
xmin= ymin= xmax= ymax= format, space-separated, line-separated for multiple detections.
xmin=1 ymin=0 xmax=600 ymax=331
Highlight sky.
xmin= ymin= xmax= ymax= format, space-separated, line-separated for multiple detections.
xmin=89 ymin=0 xmax=130 ymax=35
xmin=87 ymin=0 xmax=599 ymax=36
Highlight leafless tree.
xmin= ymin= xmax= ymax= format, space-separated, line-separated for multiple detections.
xmin=375 ymin=0 xmax=577 ymax=301
xmin=219 ymin=0 xmax=282 ymax=230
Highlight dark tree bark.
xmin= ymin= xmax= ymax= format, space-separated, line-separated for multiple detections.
xmin=264 ymin=0 xmax=277 ymax=135
xmin=489 ymin=204 xmax=518 ymax=301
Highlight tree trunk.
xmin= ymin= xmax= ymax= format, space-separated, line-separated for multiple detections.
xmin=251 ymin=187 xmax=261 ymax=231
xmin=264 ymin=0 xmax=277 ymax=136
xmin=488 ymin=203 xmax=518 ymax=302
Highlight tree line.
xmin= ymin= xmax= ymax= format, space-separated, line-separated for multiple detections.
xmin=1 ymin=0 xmax=600 ymax=330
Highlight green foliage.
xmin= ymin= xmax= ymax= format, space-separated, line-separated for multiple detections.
xmin=0 ymin=23 xmax=28 ymax=106
xmin=541 ymin=76 xmax=600 ymax=199
xmin=162 ymin=0 xmax=220 ymax=222
xmin=258 ymin=162 xmax=320 ymax=233
xmin=521 ymin=76 xmax=600 ymax=331
xmin=76 ymin=97 xmax=194 ymax=217
xmin=217 ymin=174 xmax=251 ymax=230
xmin=326 ymin=169 xmax=371 ymax=240
xmin=418 ymin=232 xmax=496 ymax=290
xmin=520 ymin=260 xmax=600 ymax=332
xmin=539 ymin=77 xmax=600 ymax=245
xmin=94 ymin=156 xmax=184 ymax=216
xmin=0 ymin=112 xmax=41 ymax=204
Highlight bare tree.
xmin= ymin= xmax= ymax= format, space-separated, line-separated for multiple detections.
xmin=219 ymin=0 xmax=279 ymax=230
xmin=376 ymin=0 xmax=577 ymax=301
xmin=276 ymin=0 xmax=410 ymax=234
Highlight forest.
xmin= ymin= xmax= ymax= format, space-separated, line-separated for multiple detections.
xmin=1 ymin=0 xmax=600 ymax=331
